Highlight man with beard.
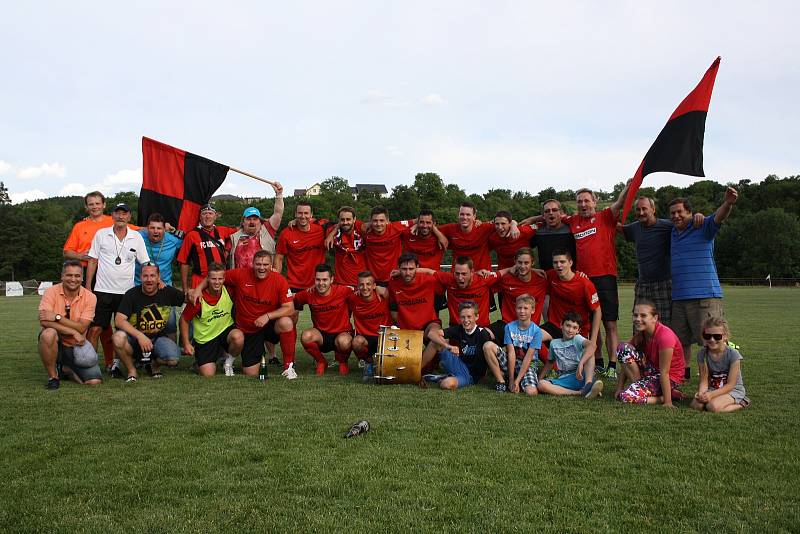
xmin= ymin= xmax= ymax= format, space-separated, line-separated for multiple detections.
xmin=112 ymin=263 xmax=185 ymax=381
xmin=523 ymin=199 xmax=576 ymax=271
xmin=294 ymin=264 xmax=354 ymax=376
xmin=326 ymin=206 xmax=367 ymax=287
xmin=388 ymin=252 xmax=443 ymax=338
xmin=274 ymin=201 xmax=328 ymax=292
xmin=401 ymin=209 xmax=448 ymax=271
xmin=228 ymin=182 xmax=285 ymax=269
xmin=38 ymin=260 xmax=102 ymax=389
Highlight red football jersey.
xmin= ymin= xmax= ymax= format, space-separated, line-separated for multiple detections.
xmin=438 ymin=223 xmax=495 ymax=270
xmin=177 ymin=225 xmax=237 ymax=286
xmin=401 ymin=230 xmax=444 ymax=270
xmin=546 ymin=269 xmax=600 ymax=337
xmin=364 ymin=220 xmax=413 ymax=282
xmin=275 ymin=223 xmax=327 ymax=289
xmin=564 ymin=207 xmax=618 ymax=277
xmin=347 ymin=291 xmax=392 ymax=337
xmin=328 ymin=221 xmax=367 ymax=286
xmin=293 ymin=284 xmax=353 ymax=334
xmin=224 ymin=268 xmax=293 ymax=334
xmin=434 ymin=271 xmax=498 ymax=327
xmin=388 ymin=272 xmax=442 ymax=330
xmin=496 ymin=272 xmax=548 ymax=324
xmin=489 ymin=225 xmax=537 ymax=270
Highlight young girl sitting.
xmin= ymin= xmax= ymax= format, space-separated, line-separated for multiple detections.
xmin=690 ymin=317 xmax=750 ymax=413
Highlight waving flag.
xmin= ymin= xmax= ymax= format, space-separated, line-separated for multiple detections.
xmin=139 ymin=137 xmax=229 ymax=232
xmin=621 ymin=57 xmax=721 ymax=221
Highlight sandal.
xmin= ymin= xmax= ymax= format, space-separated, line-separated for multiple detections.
xmin=125 ymin=375 xmax=137 ymax=383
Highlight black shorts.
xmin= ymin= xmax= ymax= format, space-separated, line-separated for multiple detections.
xmin=540 ymin=322 xmax=562 ymax=346
xmin=241 ymin=323 xmax=281 ymax=367
xmin=488 ymin=292 xmax=498 ymax=313
xmin=434 ymin=294 xmax=448 ymax=312
xmin=363 ymin=335 xmax=379 ymax=357
xmin=194 ymin=325 xmax=236 ymax=366
xmin=489 ymin=320 xmax=506 ymax=344
xmin=319 ymin=330 xmax=351 ymax=353
xmin=589 ymin=275 xmax=619 ymax=322
xmin=92 ymin=292 xmax=124 ymax=328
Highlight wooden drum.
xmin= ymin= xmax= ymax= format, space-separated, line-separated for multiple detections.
xmin=374 ymin=326 xmax=423 ymax=384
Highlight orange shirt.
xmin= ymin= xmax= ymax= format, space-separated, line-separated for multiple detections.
xmin=63 ymin=216 xmax=138 ymax=266
xmin=39 ymin=284 xmax=97 ymax=347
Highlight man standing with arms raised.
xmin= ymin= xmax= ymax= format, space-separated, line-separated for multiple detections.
xmin=562 ymin=183 xmax=630 ymax=377
xmin=85 ymin=203 xmax=150 ymax=378
xmin=228 ymin=182 xmax=284 ymax=269
xmin=669 ymin=188 xmax=738 ymax=379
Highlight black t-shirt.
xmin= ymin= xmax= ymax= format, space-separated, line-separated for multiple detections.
xmin=531 ymin=224 xmax=577 ymax=270
xmin=442 ymin=324 xmax=492 ymax=381
xmin=118 ymin=285 xmax=185 ymax=338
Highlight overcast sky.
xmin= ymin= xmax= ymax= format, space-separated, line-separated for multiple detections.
xmin=1 ymin=1 xmax=797 ymax=204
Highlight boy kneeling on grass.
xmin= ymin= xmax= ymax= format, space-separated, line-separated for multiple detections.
xmin=424 ymin=301 xmax=492 ymax=390
xmin=484 ymin=294 xmax=551 ymax=395
xmin=537 ymin=312 xmax=604 ymax=399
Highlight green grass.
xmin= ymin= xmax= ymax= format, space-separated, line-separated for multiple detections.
xmin=1 ymin=286 xmax=798 ymax=532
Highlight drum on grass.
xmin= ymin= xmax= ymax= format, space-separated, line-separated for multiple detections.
xmin=374 ymin=326 xmax=423 ymax=384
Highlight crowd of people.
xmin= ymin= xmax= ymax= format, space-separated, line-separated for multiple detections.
xmin=37 ymin=180 xmax=749 ymax=411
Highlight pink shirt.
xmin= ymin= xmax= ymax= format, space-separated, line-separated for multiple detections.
xmin=644 ymin=322 xmax=685 ymax=384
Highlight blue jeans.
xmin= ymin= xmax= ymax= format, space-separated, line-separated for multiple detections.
xmin=438 ymin=348 xmax=474 ymax=388
xmin=127 ymin=334 xmax=180 ymax=362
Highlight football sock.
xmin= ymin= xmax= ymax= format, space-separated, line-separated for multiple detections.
xmin=278 ymin=330 xmax=296 ymax=367
xmin=301 ymin=340 xmax=324 ymax=363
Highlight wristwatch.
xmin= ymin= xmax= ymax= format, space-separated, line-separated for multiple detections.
xmin=55 ymin=314 xmax=62 ymax=322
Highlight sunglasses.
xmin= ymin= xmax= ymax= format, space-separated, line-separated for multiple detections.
xmin=702 ymin=333 xmax=724 ymax=341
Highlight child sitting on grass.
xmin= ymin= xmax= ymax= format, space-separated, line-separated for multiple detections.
xmin=690 ymin=316 xmax=750 ymax=412
xmin=538 ymin=312 xmax=603 ymax=399
xmin=484 ymin=294 xmax=549 ymax=395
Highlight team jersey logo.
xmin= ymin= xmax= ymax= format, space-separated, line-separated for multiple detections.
xmin=574 ymin=227 xmax=597 ymax=240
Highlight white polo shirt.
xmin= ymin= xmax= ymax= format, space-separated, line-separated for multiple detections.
xmin=88 ymin=226 xmax=150 ymax=294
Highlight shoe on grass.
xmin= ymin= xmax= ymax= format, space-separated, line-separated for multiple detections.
xmin=423 ymin=373 xmax=447 ymax=383
xmin=281 ymin=363 xmax=298 ymax=380
xmin=362 ymin=363 xmax=374 ymax=383
xmin=45 ymin=377 xmax=60 ymax=390
xmin=110 ymin=360 xmax=123 ymax=379
xmin=268 ymin=356 xmax=281 ymax=366
xmin=582 ymin=380 xmax=604 ymax=399
xmin=495 ymin=382 xmax=507 ymax=393
xmin=604 ymin=366 xmax=617 ymax=379
xmin=125 ymin=375 xmax=137 ymax=383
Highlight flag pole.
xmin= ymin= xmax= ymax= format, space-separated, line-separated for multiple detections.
xmin=229 ymin=166 xmax=278 ymax=187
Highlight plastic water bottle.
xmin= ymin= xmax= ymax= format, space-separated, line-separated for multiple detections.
xmin=259 ymin=356 xmax=267 ymax=381
xmin=345 ymin=420 xmax=370 ymax=438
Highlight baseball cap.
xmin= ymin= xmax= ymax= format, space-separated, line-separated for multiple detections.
xmin=72 ymin=342 xmax=99 ymax=368
xmin=243 ymin=207 xmax=261 ymax=218
xmin=200 ymin=203 xmax=217 ymax=213
xmin=113 ymin=203 xmax=131 ymax=212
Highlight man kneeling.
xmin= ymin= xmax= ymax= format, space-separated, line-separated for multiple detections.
xmin=538 ymin=312 xmax=603 ymax=399
xmin=38 ymin=260 xmax=103 ymax=389
xmin=425 ymin=301 xmax=491 ymax=390
xmin=113 ymin=262 xmax=185 ymax=381
xmin=180 ymin=263 xmax=244 ymax=377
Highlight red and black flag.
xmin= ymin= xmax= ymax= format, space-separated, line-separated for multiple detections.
xmin=621 ymin=57 xmax=721 ymax=221
xmin=139 ymin=137 xmax=229 ymax=232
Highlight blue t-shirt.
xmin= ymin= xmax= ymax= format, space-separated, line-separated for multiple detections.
xmin=504 ymin=321 xmax=542 ymax=359
xmin=135 ymin=230 xmax=183 ymax=286
xmin=670 ymin=213 xmax=723 ymax=300
xmin=549 ymin=334 xmax=587 ymax=373
xmin=623 ymin=219 xmax=672 ymax=282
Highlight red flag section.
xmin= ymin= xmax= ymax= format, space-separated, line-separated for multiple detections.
xmin=139 ymin=137 xmax=229 ymax=232
xmin=621 ymin=57 xmax=721 ymax=221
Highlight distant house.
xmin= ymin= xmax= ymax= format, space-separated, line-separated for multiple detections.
xmin=351 ymin=184 xmax=389 ymax=198
xmin=294 ymin=183 xmax=322 ymax=196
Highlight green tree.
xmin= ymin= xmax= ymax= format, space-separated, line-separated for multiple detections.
xmin=0 ymin=181 xmax=9 ymax=205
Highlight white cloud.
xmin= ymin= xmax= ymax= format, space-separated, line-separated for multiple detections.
xmin=59 ymin=182 xmax=90 ymax=196
xmin=421 ymin=93 xmax=446 ymax=106
xmin=11 ymin=189 xmax=47 ymax=204
xmin=386 ymin=145 xmax=403 ymax=157
xmin=0 ymin=160 xmax=11 ymax=175
xmin=17 ymin=163 xmax=66 ymax=180
xmin=89 ymin=167 xmax=142 ymax=193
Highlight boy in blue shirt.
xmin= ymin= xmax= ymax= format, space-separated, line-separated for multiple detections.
xmin=484 ymin=294 xmax=549 ymax=395
xmin=538 ymin=312 xmax=604 ymax=399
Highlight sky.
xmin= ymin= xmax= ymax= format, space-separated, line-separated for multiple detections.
xmin=1 ymin=1 xmax=798 ymax=204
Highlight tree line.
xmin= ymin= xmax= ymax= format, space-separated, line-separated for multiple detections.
xmin=0 ymin=175 xmax=797 ymax=282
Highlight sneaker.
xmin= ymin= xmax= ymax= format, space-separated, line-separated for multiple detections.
xmin=338 ymin=362 xmax=350 ymax=375
xmin=423 ymin=373 xmax=447 ymax=383
xmin=281 ymin=363 xmax=298 ymax=380
xmin=223 ymin=362 xmax=235 ymax=377
xmin=604 ymin=366 xmax=617 ymax=379
xmin=125 ymin=375 xmax=137 ymax=383
xmin=362 ymin=363 xmax=374 ymax=383
xmin=45 ymin=377 xmax=60 ymax=390
xmin=358 ymin=359 xmax=366 ymax=369
xmin=582 ymin=380 xmax=604 ymax=399
xmin=315 ymin=361 xmax=327 ymax=376
xmin=110 ymin=360 xmax=123 ymax=379
xmin=328 ymin=359 xmax=338 ymax=368
xmin=495 ymin=382 xmax=507 ymax=392
xmin=268 ymin=356 xmax=281 ymax=366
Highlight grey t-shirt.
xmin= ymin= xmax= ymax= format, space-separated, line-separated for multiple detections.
xmin=623 ymin=219 xmax=672 ymax=282
xmin=697 ymin=346 xmax=746 ymax=400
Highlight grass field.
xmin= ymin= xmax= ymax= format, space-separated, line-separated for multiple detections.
xmin=1 ymin=286 xmax=798 ymax=532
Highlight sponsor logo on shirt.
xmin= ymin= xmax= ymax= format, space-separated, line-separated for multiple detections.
xmin=591 ymin=293 xmax=599 ymax=304
xmin=574 ymin=228 xmax=597 ymax=240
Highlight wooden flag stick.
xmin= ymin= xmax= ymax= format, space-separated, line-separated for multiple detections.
xmin=229 ymin=166 xmax=278 ymax=187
